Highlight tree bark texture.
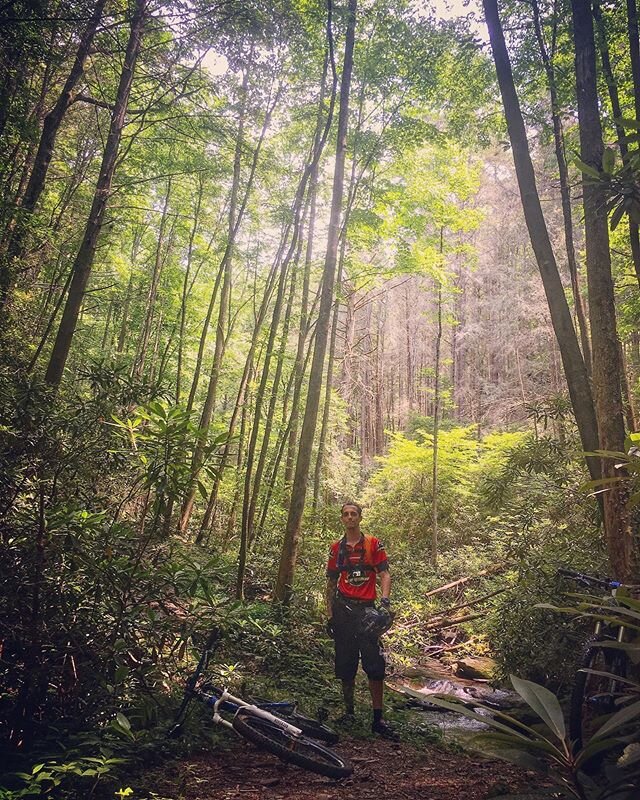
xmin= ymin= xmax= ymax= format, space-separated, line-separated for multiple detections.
xmin=482 ymin=0 xmax=601 ymax=485
xmin=571 ymin=0 xmax=634 ymax=581
xmin=530 ymin=0 xmax=592 ymax=371
xmin=1 ymin=0 xmax=108 ymax=313
xmin=274 ymin=0 xmax=357 ymax=605
xmin=44 ymin=0 xmax=147 ymax=386
xmin=593 ymin=1 xmax=640 ymax=289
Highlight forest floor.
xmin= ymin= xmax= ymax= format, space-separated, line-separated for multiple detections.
xmin=142 ymin=735 xmax=550 ymax=800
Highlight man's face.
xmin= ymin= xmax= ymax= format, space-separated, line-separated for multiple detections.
xmin=341 ymin=505 xmax=361 ymax=531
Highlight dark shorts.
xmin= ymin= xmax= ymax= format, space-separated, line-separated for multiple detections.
xmin=332 ymin=595 xmax=386 ymax=682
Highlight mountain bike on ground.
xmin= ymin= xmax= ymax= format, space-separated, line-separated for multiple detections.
xmin=559 ymin=568 xmax=638 ymax=748
xmin=168 ymin=627 xmax=352 ymax=779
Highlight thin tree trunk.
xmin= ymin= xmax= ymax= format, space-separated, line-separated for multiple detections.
xmin=572 ymin=0 xmax=634 ymax=580
xmin=482 ymin=0 xmax=601 ymax=486
xmin=432 ymin=230 xmax=444 ymax=569
xmin=312 ymin=229 xmax=346 ymax=511
xmin=530 ymin=0 xmax=592 ymax=370
xmin=274 ymin=0 xmax=357 ymax=605
xmin=180 ymin=66 xmax=252 ymax=530
xmin=1 ymin=0 xmax=108 ymax=314
xmin=196 ymin=253 xmax=285 ymax=543
xmin=255 ymin=333 xmax=317 ymax=542
xmin=101 ymin=296 xmax=114 ymax=354
xmin=176 ymin=177 xmax=204 ymax=403
xmin=284 ymin=58 xmax=329 ymax=489
xmin=181 ymin=76 xmax=285 ymax=533
xmin=133 ymin=177 xmax=172 ymax=379
xmin=185 ymin=65 xmax=252 ymax=416
xmin=237 ymin=63 xmax=338 ymax=597
xmin=44 ymin=0 xmax=147 ymax=387
xmin=117 ymin=229 xmax=143 ymax=354
xmin=628 ymin=0 xmax=640 ymax=121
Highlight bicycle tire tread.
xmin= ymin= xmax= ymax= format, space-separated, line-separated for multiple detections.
xmin=284 ymin=711 xmax=340 ymax=745
xmin=232 ymin=711 xmax=352 ymax=779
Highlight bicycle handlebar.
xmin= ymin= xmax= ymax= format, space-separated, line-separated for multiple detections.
xmin=557 ymin=568 xmax=622 ymax=590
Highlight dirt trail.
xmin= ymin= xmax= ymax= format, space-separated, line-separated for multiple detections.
xmin=145 ymin=736 xmax=541 ymax=800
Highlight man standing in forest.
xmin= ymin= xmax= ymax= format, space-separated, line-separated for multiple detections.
xmin=325 ymin=502 xmax=397 ymax=739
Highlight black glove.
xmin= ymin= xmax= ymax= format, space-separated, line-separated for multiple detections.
xmin=380 ymin=597 xmax=391 ymax=609
xmin=326 ymin=618 xmax=335 ymax=638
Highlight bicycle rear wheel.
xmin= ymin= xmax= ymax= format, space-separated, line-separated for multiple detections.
xmin=232 ymin=710 xmax=352 ymax=779
xmin=569 ymin=641 xmax=629 ymax=749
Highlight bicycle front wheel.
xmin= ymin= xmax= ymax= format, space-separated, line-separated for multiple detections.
xmin=277 ymin=710 xmax=339 ymax=745
xmin=232 ymin=710 xmax=352 ymax=779
xmin=569 ymin=641 xmax=629 ymax=749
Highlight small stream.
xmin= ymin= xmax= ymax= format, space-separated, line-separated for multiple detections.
xmin=391 ymin=669 xmax=522 ymax=746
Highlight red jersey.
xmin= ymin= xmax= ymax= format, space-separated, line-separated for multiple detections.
xmin=326 ymin=534 xmax=389 ymax=602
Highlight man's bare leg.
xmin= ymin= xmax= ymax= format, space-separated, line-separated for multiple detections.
xmin=368 ymin=678 xmax=383 ymax=711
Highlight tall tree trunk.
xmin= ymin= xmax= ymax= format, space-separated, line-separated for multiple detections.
xmin=1 ymin=0 xmax=108 ymax=314
xmin=256 ymin=334 xmax=317 ymax=542
xmin=117 ymin=228 xmax=144 ymax=354
xmin=179 ymin=66 xmax=256 ymax=531
xmin=185 ymin=66 xmax=251 ymax=416
xmin=482 ymin=0 xmax=601 ymax=486
xmin=312 ymin=229 xmax=346 ymax=511
xmin=237 ymin=61 xmax=338 ymax=596
xmin=44 ymin=0 xmax=147 ymax=387
xmin=572 ymin=0 xmax=634 ymax=581
xmin=628 ymin=0 xmax=640 ymax=121
xmin=176 ymin=177 xmax=204 ymax=403
xmin=133 ymin=177 xmax=172 ymax=380
xmin=431 ymin=230 xmax=444 ymax=569
xmin=284 ymin=56 xmax=330 ymax=489
xmin=593 ymin=0 xmax=640 ymax=290
xmin=530 ymin=0 xmax=592 ymax=370
xmin=274 ymin=0 xmax=357 ymax=605
xmin=196 ymin=251 xmax=285 ymax=543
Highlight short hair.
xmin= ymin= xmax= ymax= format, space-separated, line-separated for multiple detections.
xmin=341 ymin=501 xmax=363 ymax=516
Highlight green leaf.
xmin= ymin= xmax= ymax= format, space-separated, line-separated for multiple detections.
xmin=115 ymin=712 xmax=131 ymax=731
xmin=574 ymin=157 xmax=602 ymax=181
xmin=610 ymin=202 xmax=626 ymax=231
xmin=575 ymin=735 xmax=622 ymax=768
xmin=510 ymin=676 xmax=566 ymax=740
xmin=593 ymin=699 xmax=640 ymax=739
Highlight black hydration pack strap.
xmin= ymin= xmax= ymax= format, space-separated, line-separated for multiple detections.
xmin=336 ymin=535 xmax=375 ymax=574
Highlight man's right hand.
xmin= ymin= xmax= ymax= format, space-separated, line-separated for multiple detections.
xmin=326 ymin=618 xmax=335 ymax=638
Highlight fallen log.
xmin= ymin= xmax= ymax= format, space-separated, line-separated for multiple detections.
xmin=428 ymin=587 xmax=508 ymax=621
xmin=424 ymin=564 xmax=508 ymax=598
xmin=425 ymin=612 xmax=485 ymax=632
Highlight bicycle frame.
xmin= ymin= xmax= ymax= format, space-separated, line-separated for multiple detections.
xmin=209 ymin=689 xmax=303 ymax=737
xmin=171 ymin=629 xmax=304 ymax=738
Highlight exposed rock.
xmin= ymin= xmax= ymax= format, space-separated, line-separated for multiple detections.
xmin=455 ymin=656 xmax=497 ymax=680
